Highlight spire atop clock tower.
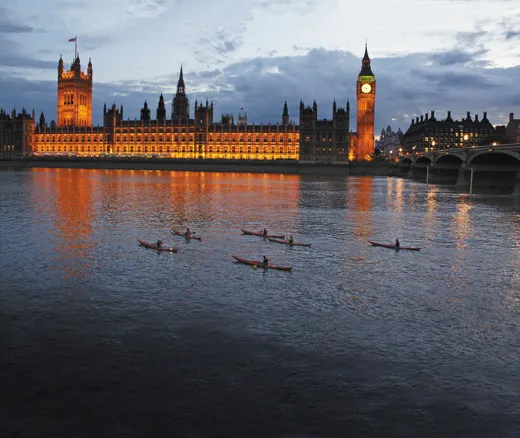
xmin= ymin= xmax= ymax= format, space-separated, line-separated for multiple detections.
xmin=360 ymin=43 xmax=373 ymax=76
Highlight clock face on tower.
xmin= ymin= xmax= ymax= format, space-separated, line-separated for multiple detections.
xmin=361 ymin=83 xmax=372 ymax=94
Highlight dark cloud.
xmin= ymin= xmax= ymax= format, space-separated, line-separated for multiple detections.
xmin=0 ymin=7 xmax=34 ymax=33
xmin=2 ymin=48 xmax=519 ymax=134
xmin=0 ymin=36 xmax=56 ymax=69
xmin=505 ymin=31 xmax=520 ymax=40
xmin=429 ymin=49 xmax=488 ymax=66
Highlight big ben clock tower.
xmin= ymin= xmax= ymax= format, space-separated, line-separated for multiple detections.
xmin=355 ymin=44 xmax=376 ymax=160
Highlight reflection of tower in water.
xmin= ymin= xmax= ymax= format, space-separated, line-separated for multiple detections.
xmin=348 ymin=176 xmax=374 ymax=238
xmin=46 ymin=168 xmax=95 ymax=280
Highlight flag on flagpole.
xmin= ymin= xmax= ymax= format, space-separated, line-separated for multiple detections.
xmin=240 ymin=107 xmax=244 ymax=111
xmin=68 ymin=36 xmax=77 ymax=42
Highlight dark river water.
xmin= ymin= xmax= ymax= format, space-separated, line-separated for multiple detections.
xmin=1 ymin=168 xmax=519 ymax=437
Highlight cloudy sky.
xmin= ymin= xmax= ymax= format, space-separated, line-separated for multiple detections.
xmin=1 ymin=0 xmax=519 ymax=134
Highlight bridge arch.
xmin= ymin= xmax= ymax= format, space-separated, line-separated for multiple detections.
xmin=468 ymin=151 xmax=520 ymax=166
xmin=434 ymin=153 xmax=463 ymax=166
xmin=399 ymin=157 xmax=412 ymax=166
xmin=415 ymin=156 xmax=432 ymax=167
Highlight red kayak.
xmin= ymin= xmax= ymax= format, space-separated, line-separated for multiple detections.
xmin=267 ymin=237 xmax=312 ymax=247
xmin=138 ymin=239 xmax=179 ymax=253
xmin=241 ymin=229 xmax=285 ymax=239
xmin=368 ymin=241 xmax=421 ymax=251
xmin=232 ymin=255 xmax=292 ymax=271
xmin=172 ymin=229 xmax=202 ymax=241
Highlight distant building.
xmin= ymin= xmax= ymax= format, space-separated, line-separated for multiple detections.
xmin=402 ymin=111 xmax=495 ymax=153
xmin=0 ymin=108 xmax=35 ymax=157
xmin=375 ymin=125 xmax=403 ymax=157
xmin=505 ymin=113 xmax=520 ymax=143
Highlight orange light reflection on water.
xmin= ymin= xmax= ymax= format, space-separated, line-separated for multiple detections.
xmin=31 ymin=168 xmax=96 ymax=282
xmin=28 ymin=169 xmax=302 ymax=281
xmin=349 ymin=176 xmax=374 ymax=238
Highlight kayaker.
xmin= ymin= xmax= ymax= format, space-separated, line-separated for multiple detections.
xmin=288 ymin=235 xmax=294 ymax=245
xmin=262 ymin=228 xmax=268 ymax=236
xmin=262 ymin=256 xmax=269 ymax=267
xmin=395 ymin=239 xmax=400 ymax=249
xmin=185 ymin=227 xmax=191 ymax=237
xmin=157 ymin=239 xmax=162 ymax=248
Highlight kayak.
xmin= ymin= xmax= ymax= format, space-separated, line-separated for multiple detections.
xmin=232 ymin=255 xmax=293 ymax=271
xmin=368 ymin=241 xmax=421 ymax=251
xmin=241 ymin=229 xmax=285 ymax=239
xmin=172 ymin=229 xmax=202 ymax=241
xmin=138 ymin=239 xmax=179 ymax=253
xmin=267 ymin=237 xmax=312 ymax=247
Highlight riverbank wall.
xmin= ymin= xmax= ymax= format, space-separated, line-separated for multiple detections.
xmin=0 ymin=158 xmax=395 ymax=176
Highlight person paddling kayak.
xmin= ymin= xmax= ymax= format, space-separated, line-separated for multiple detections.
xmin=156 ymin=239 xmax=163 ymax=248
xmin=395 ymin=239 xmax=400 ymax=249
xmin=262 ymin=256 xmax=269 ymax=267
xmin=287 ymin=235 xmax=294 ymax=245
xmin=262 ymin=228 xmax=268 ymax=236
xmin=185 ymin=227 xmax=192 ymax=237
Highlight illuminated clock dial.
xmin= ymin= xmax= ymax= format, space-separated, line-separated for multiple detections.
xmin=361 ymin=83 xmax=372 ymax=94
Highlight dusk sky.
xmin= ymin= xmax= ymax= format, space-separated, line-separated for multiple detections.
xmin=1 ymin=0 xmax=519 ymax=135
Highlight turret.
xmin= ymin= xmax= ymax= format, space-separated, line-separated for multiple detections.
xmin=58 ymin=55 xmax=64 ymax=77
xmin=157 ymin=93 xmax=166 ymax=123
xmin=39 ymin=111 xmax=46 ymax=128
xmin=282 ymin=101 xmax=289 ymax=125
xmin=140 ymin=101 xmax=150 ymax=122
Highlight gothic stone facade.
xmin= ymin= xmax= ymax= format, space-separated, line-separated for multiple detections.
xmin=11 ymin=46 xmax=376 ymax=162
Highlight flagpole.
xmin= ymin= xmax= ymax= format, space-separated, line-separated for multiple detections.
xmin=75 ymin=35 xmax=77 ymax=59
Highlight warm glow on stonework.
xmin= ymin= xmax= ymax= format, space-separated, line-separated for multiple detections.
xmin=32 ymin=127 xmax=300 ymax=160
xmin=19 ymin=45 xmax=378 ymax=162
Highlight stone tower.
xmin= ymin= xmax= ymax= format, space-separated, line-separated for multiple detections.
xmin=57 ymin=54 xmax=93 ymax=127
xmin=355 ymin=44 xmax=376 ymax=160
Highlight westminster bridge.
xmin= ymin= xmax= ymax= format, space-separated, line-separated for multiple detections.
xmin=397 ymin=143 xmax=520 ymax=196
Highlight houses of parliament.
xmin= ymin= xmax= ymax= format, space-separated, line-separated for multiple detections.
xmin=0 ymin=46 xmax=376 ymax=162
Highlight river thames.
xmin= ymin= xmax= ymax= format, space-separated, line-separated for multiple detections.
xmin=1 ymin=168 xmax=519 ymax=437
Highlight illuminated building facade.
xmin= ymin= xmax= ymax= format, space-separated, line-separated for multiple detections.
xmin=57 ymin=55 xmax=93 ymax=127
xmin=354 ymin=44 xmax=376 ymax=160
xmin=10 ymin=45 xmax=378 ymax=162
xmin=402 ymin=111 xmax=496 ymax=153
xmin=33 ymin=59 xmax=299 ymax=160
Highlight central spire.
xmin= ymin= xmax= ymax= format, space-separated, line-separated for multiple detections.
xmin=177 ymin=65 xmax=185 ymax=93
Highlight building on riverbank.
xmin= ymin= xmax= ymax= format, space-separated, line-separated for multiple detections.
xmin=2 ymin=46 xmax=376 ymax=163
xmin=401 ymin=111 xmax=496 ymax=153
xmin=506 ymin=113 xmax=520 ymax=143
xmin=0 ymin=108 xmax=35 ymax=158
